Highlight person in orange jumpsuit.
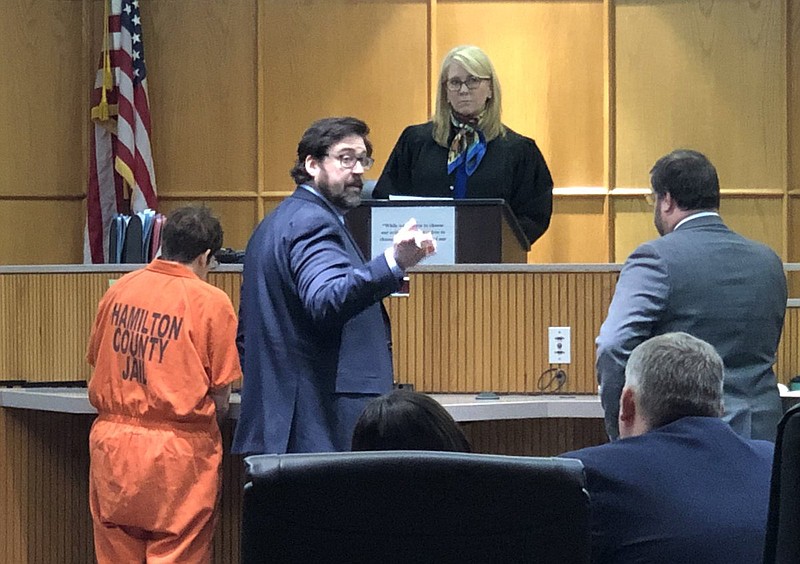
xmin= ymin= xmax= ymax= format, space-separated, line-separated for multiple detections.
xmin=87 ymin=205 xmax=242 ymax=563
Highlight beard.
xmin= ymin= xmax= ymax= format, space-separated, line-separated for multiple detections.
xmin=654 ymin=206 xmax=667 ymax=236
xmin=316 ymin=170 xmax=362 ymax=211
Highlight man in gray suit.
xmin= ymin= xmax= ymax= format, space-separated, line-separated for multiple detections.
xmin=597 ymin=149 xmax=786 ymax=441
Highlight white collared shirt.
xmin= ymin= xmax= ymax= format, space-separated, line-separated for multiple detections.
xmin=674 ymin=211 xmax=720 ymax=231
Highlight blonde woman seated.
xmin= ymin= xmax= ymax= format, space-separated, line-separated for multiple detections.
xmin=351 ymin=389 xmax=471 ymax=452
xmin=374 ymin=45 xmax=553 ymax=245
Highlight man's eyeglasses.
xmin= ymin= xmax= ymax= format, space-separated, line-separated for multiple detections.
xmin=445 ymin=76 xmax=487 ymax=92
xmin=208 ymin=255 xmax=219 ymax=270
xmin=645 ymin=191 xmax=658 ymax=206
xmin=327 ymin=153 xmax=374 ymax=171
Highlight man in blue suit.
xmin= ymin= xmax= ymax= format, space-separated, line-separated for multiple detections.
xmin=563 ymin=333 xmax=774 ymax=564
xmin=233 ymin=117 xmax=436 ymax=454
xmin=597 ymin=149 xmax=786 ymax=440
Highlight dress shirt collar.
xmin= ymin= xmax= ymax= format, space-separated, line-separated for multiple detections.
xmin=674 ymin=211 xmax=720 ymax=231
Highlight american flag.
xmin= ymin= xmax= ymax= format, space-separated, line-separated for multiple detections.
xmin=85 ymin=0 xmax=157 ymax=263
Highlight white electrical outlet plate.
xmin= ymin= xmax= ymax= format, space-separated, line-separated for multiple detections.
xmin=548 ymin=327 xmax=571 ymax=364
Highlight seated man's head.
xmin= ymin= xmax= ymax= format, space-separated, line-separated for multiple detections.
xmin=161 ymin=205 xmax=223 ymax=280
xmin=351 ymin=389 xmax=471 ymax=453
xmin=619 ymin=332 xmax=724 ymax=439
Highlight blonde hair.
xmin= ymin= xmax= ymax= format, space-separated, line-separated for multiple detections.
xmin=432 ymin=45 xmax=504 ymax=146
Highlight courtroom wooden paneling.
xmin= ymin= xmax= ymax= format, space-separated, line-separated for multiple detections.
xmin=789 ymin=198 xmax=800 ymax=295
xmin=0 ymin=0 xmax=796 ymax=265
xmin=0 ymin=2 xmax=85 ymax=199
xmin=721 ymin=196 xmax=785 ymax=258
xmin=532 ymin=196 xmax=608 ymax=263
xmin=777 ymin=307 xmax=800 ymax=383
xmin=0 ymin=1 xmax=86 ymax=265
xmin=157 ymin=199 xmax=261 ymax=253
xmin=0 ymin=407 xmax=606 ymax=564
xmin=0 ymin=273 xmax=122 ymax=383
xmin=7 ymin=267 xmax=800 ymax=388
xmin=387 ymin=269 xmax=618 ymax=394
xmin=612 ymin=194 xmax=786 ymax=264
xmin=0 ymin=200 xmax=86 ymax=265
xmin=0 ymin=409 xmax=95 ymax=564
xmin=138 ymin=0 xmax=259 ymax=198
xmin=790 ymin=1 xmax=800 ymax=274
xmin=437 ymin=0 xmax=605 ymax=189
xmin=0 ymin=270 xmax=241 ymax=385
xmin=611 ymin=195 xmax=656 ymax=263
xmin=615 ymin=0 xmax=786 ymax=192
xmin=463 ymin=418 xmax=607 ymax=457
xmin=791 ymin=0 xmax=800 ymax=197
xmin=263 ymin=0 xmax=430 ymax=199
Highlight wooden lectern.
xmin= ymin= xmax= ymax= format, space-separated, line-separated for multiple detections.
xmin=346 ymin=199 xmax=530 ymax=264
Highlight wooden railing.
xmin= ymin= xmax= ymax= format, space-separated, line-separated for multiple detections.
xmin=2 ymin=264 xmax=798 ymax=388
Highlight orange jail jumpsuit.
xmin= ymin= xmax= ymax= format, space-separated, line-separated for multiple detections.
xmin=86 ymin=259 xmax=242 ymax=564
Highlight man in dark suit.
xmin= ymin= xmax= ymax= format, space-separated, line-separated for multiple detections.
xmin=597 ymin=149 xmax=786 ymax=440
xmin=233 ymin=117 xmax=435 ymax=454
xmin=563 ymin=332 xmax=774 ymax=564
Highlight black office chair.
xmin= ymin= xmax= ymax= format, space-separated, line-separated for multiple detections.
xmin=242 ymin=451 xmax=589 ymax=563
xmin=764 ymin=403 xmax=800 ymax=564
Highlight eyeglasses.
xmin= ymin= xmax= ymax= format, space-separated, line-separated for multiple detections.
xmin=644 ymin=191 xmax=657 ymax=206
xmin=327 ymin=153 xmax=374 ymax=171
xmin=208 ymin=255 xmax=219 ymax=270
xmin=445 ymin=76 xmax=487 ymax=92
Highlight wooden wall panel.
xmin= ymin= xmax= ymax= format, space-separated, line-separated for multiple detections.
xmin=388 ymin=270 xmax=618 ymax=394
xmin=437 ymin=0 xmax=605 ymax=188
xmin=777 ymin=307 xmax=800 ymax=382
xmin=263 ymin=0 xmax=430 ymax=195
xmin=1 ymin=0 xmax=794 ymax=267
xmin=0 ymin=409 xmax=606 ymax=563
xmin=789 ymin=197 xmax=800 ymax=296
xmin=531 ymin=197 xmax=608 ymax=263
xmin=5 ymin=269 xmax=800 ymax=390
xmin=790 ymin=0 xmax=800 ymax=196
xmin=615 ymin=0 xmax=787 ymax=191
xmin=158 ymin=199 xmax=260 ymax=254
xmin=0 ymin=1 xmax=86 ymax=265
xmin=0 ymin=270 xmax=243 ymax=384
xmin=0 ymin=201 xmax=85 ymax=265
xmin=0 ymin=273 xmax=120 ymax=382
xmin=0 ymin=409 xmax=95 ymax=564
xmin=720 ymin=196 xmax=785 ymax=257
xmin=138 ymin=0 xmax=259 ymax=197
xmin=613 ymin=195 xmax=786 ymax=264
xmin=611 ymin=196 xmax=656 ymax=263
xmin=463 ymin=418 xmax=607 ymax=457
xmin=0 ymin=1 xmax=85 ymax=198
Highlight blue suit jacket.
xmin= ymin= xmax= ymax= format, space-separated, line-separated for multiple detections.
xmin=232 ymin=188 xmax=400 ymax=454
xmin=562 ymin=417 xmax=774 ymax=564
xmin=597 ymin=215 xmax=786 ymax=440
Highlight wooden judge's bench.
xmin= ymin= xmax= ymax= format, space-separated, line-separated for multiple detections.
xmin=2 ymin=256 xmax=800 ymax=561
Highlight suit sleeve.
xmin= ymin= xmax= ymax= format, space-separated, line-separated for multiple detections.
xmin=509 ymin=139 xmax=553 ymax=245
xmin=596 ymin=243 xmax=670 ymax=439
xmin=290 ymin=217 xmax=400 ymax=330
